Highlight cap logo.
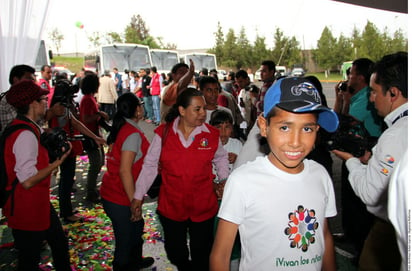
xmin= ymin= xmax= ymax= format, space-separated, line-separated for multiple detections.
xmin=291 ymin=82 xmax=321 ymax=103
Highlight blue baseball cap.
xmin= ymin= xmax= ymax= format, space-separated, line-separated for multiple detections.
xmin=263 ymin=77 xmax=339 ymax=133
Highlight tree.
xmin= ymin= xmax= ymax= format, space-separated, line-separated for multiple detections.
xmin=49 ymin=28 xmax=64 ymax=56
xmin=221 ymin=28 xmax=238 ymax=68
xmin=335 ymin=34 xmax=353 ymax=68
xmin=87 ymin=31 xmax=102 ymax=49
xmin=358 ymin=21 xmax=384 ymax=61
xmin=124 ymin=14 xmax=159 ymax=47
xmin=312 ymin=26 xmax=337 ymax=76
xmin=251 ymin=34 xmax=269 ymax=69
xmin=237 ymin=26 xmax=252 ymax=69
xmin=270 ymin=28 xmax=302 ymax=68
xmin=105 ymin=32 xmax=123 ymax=44
xmin=210 ymin=22 xmax=225 ymax=66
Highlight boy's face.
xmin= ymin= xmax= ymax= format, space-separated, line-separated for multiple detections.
xmin=214 ymin=121 xmax=233 ymax=145
xmin=258 ymin=107 xmax=319 ymax=174
xmin=201 ymin=82 xmax=219 ymax=107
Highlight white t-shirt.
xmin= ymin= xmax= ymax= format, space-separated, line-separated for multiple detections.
xmin=219 ymin=156 xmax=337 ymax=271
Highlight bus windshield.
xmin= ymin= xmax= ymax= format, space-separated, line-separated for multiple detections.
xmin=183 ymin=53 xmax=216 ymax=72
xmin=150 ymin=50 xmax=179 ymax=73
xmin=101 ymin=44 xmax=151 ymax=72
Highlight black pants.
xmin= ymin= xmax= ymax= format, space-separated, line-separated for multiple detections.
xmin=58 ymin=156 xmax=76 ymax=218
xmin=158 ymin=213 xmax=214 ymax=271
xmin=341 ymin=164 xmax=374 ymax=256
xmin=12 ymin=205 xmax=71 ymax=271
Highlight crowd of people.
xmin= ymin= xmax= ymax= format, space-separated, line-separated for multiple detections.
xmin=0 ymin=51 xmax=408 ymax=271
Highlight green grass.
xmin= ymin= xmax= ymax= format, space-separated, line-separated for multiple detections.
xmin=51 ymin=56 xmax=84 ymax=73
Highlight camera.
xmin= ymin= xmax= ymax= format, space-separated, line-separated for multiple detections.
xmin=327 ymin=115 xmax=378 ymax=157
xmin=40 ymin=127 xmax=71 ymax=162
xmin=338 ymin=81 xmax=348 ymax=92
xmin=51 ymin=79 xmax=79 ymax=108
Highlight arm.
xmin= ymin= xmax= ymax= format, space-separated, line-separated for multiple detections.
xmin=131 ymin=134 xmax=162 ymax=220
xmin=119 ymin=150 xmax=137 ymax=202
xmin=177 ymin=59 xmax=195 ymax=96
xmin=210 ymin=219 xmax=239 ymax=271
xmin=70 ymin=114 xmax=106 ymax=146
xmin=213 ymin=140 xmax=230 ymax=180
xmin=14 ymin=132 xmax=72 ymax=189
xmin=322 ymin=219 xmax=336 ymax=271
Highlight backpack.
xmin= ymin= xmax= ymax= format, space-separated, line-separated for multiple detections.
xmin=0 ymin=123 xmax=36 ymax=209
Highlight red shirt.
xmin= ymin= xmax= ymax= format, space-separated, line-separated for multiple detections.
xmin=80 ymin=94 xmax=99 ymax=134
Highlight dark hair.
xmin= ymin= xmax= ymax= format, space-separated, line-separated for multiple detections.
xmin=80 ymin=72 xmax=99 ymax=95
xmin=210 ymin=109 xmax=233 ymax=126
xmin=9 ymin=64 xmax=35 ymax=85
xmin=165 ymin=88 xmax=203 ymax=123
xmin=235 ymin=70 xmax=248 ymax=79
xmin=228 ymin=71 xmax=235 ymax=80
xmin=41 ymin=65 xmax=51 ymax=72
xmin=199 ymin=76 xmax=219 ymax=90
xmin=201 ymin=68 xmax=208 ymax=76
xmin=352 ymin=58 xmax=374 ymax=85
xmin=261 ymin=60 xmax=276 ymax=71
xmin=107 ymin=93 xmax=143 ymax=144
xmin=304 ymin=75 xmax=328 ymax=107
xmin=372 ymin=51 xmax=407 ymax=98
xmin=171 ymin=63 xmax=188 ymax=74
xmin=151 ymin=66 xmax=157 ymax=73
xmin=145 ymin=68 xmax=151 ymax=74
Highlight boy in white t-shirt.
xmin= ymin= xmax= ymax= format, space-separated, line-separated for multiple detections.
xmin=210 ymin=77 xmax=340 ymax=271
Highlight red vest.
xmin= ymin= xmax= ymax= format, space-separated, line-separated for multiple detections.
xmin=156 ymin=123 xmax=220 ymax=222
xmin=3 ymin=119 xmax=51 ymax=231
xmin=150 ymin=73 xmax=161 ymax=96
xmin=101 ymin=122 xmax=149 ymax=206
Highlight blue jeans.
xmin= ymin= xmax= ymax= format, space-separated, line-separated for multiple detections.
xmin=143 ymin=96 xmax=153 ymax=120
xmin=85 ymin=147 xmax=105 ymax=195
xmin=102 ymin=198 xmax=144 ymax=270
xmin=151 ymin=95 xmax=161 ymax=123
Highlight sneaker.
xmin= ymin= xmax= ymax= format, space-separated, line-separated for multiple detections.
xmin=139 ymin=257 xmax=154 ymax=269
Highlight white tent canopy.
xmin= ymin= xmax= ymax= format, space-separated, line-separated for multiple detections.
xmin=0 ymin=0 xmax=52 ymax=92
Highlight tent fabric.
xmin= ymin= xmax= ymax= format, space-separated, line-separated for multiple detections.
xmin=0 ymin=0 xmax=53 ymax=92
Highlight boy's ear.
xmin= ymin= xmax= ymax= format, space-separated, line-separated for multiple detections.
xmin=257 ymin=114 xmax=268 ymax=137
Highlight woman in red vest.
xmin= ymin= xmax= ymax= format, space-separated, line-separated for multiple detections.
xmin=131 ymin=88 xmax=230 ymax=271
xmin=3 ymin=80 xmax=72 ymax=270
xmin=100 ymin=93 xmax=154 ymax=270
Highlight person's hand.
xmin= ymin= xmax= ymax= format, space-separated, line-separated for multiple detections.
xmin=331 ymin=149 xmax=354 ymax=161
xmin=189 ymin=59 xmax=195 ymax=74
xmin=52 ymin=142 xmax=73 ymax=167
xmin=228 ymin=152 xmax=237 ymax=164
xmin=214 ymin=182 xmax=226 ymax=200
xmin=98 ymin=111 xmax=110 ymax=121
xmin=359 ymin=150 xmax=372 ymax=164
xmin=130 ymin=199 xmax=143 ymax=222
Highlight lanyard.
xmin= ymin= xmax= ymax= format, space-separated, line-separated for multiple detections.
xmin=392 ymin=110 xmax=408 ymax=125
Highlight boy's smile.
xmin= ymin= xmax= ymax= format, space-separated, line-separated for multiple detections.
xmin=258 ymin=107 xmax=319 ymax=174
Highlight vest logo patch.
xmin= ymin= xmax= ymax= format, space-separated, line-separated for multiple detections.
xmin=200 ymin=138 xmax=208 ymax=147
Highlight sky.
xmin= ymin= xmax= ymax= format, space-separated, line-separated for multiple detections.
xmin=44 ymin=0 xmax=408 ymax=54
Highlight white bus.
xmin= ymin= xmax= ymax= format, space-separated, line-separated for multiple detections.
xmin=84 ymin=43 xmax=152 ymax=75
xmin=180 ymin=53 xmax=217 ymax=74
xmin=150 ymin=49 xmax=179 ymax=75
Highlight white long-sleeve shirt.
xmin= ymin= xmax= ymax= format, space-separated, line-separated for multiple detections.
xmin=346 ymin=103 xmax=408 ymax=220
